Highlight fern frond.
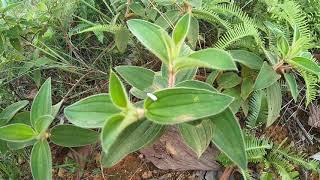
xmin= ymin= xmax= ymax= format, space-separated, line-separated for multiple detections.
xmin=268 ymin=154 xmax=300 ymax=180
xmin=215 ymin=23 xmax=260 ymax=49
xmin=298 ymin=69 xmax=319 ymax=105
xmin=240 ymin=168 xmax=253 ymax=180
xmin=275 ymin=145 xmax=320 ymax=171
xmin=244 ymin=132 xmax=272 ymax=162
xmin=193 ymin=9 xmax=231 ymax=29
xmin=246 ymin=90 xmax=268 ymax=128
xmin=214 ymin=3 xmax=256 ymax=26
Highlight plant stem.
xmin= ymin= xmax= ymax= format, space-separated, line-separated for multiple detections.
xmin=220 ymin=166 xmax=234 ymax=180
xmin=168 ymin=65 xmax=175 ymax=87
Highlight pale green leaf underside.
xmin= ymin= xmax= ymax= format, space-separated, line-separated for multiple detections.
xmin=31 ymin=78 xmax=52 ymax=128
xmin=64 ymin=94 xmax=121 ymax=128
xmin=179 ymin=119 xmax=213 ymax=158
xmin=31 ymin=140 xmax=52 ymax=180
xmin=102 ymin=120 xmax=164 ymax=167
xmin=0 ymin=100 xmax=28 ymax=126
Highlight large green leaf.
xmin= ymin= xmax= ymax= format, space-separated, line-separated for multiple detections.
xmin=217 ymin=72 xmax=242 ymax=90
xmin=178 ymin=119 xmax=213 ymax=157
xmin=211 ymin=109 xmax=247 ymax=170
xmin=223 ymin=87 xmax=242 ymax=114
xmin=0 ymin=100 xmax=28 ymax=126
xmin=7 ymin=139 xmax=36 ymax=150
xmin=174 ymin=48 xmax=237 ymax=71
xmin=284 ymin=73 xmax=298 ymax=102
xmin=241 ymin=77 xmax=254 ymax=100
xmin=109 ymin=71 xmax=129 ymax=108
xmin=144 ymin=88 xmax=233 ymax=124
xmin=254 ymin=62 xmax=280 ymax=90
xmin=115 ymin=66 xmax=155 ymax=90
xmin=229 ymin=50 xmax=263 ymax=70
xmin=266 ymin=82 xmax=282 ymax=127
xmin=64 ymin=94 xmax=120 ymax=128
xmin=127 ymin=19 xmax=173 ymax=64
xmin=0 ymin=123 xmax=36 ymax=142
xmin=102 ymin=120 xmax=164 ymax=167
xmin=10 ymin=111 xmax=31 ymax=125
xmin=187 ymin=16 xmax=199 ymax=49
xmin=154 ymin=10 xmax=180 ymax=29
xmin=31 ymin=78 xmax=52 ymax=128
xmin=176 ymin=80 xmax=216 ymax=91
xmin=101 ymin=111 xmax=139 ymax=155
xmin=172 ymin=13 xmax=191 ymax=51
xmin=31 ymin=140 xmax=52 ymax=180
xmin=50 ymin=125 xmax=99 ymax=147
xmin=289 ymin=57 xmax=320 ymax=76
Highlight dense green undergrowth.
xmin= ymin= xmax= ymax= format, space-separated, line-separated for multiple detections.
xmin=0 ymin=0 xmax=320 ymax=179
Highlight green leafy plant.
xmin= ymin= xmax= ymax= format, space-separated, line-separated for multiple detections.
xmin=0 ymin=78 xmax=99 ymax=180
xmin=217 ymin=132 xmax=319 ymax=179
xmin=65 ymin=12 xmax=248 ymax=171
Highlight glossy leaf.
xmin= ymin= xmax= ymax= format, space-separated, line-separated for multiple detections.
xmin=217 ymin=72 xmax=242 ymax=89
xmin=172 ymin=13 xmax=191 ymax=50
xmin=0 ymin=123 xmax=36 ymax=142
xmin=50 ymin=125 xmax=99 ymax=147
xmin=289 ymin=57 xmax=320 ymax=76
xmin=102 ymin=120 xmax=164 ymax=167
xmin=178 ymin=119 xmax=213 ymax=157
xmin=211 ymin=109 xmax=247 ymax=170
xmin=144 ymin=88 xmax=233 ymax=124
xmin=64 ymin=94 xmax=121 ymax=128
xmin=0 ymin=100 xmax=28 ymax=126
xmin=109 ymin=71 xmax=129 ymax=108
xmin=254 ymin=62 xmax=280 ymax=90
xmin=115 ymin=66 xmax=155 ymax=90
xmin=31 ymin=140 xmax=52 ymax=180
xmin=31 ymin=78 xmax=52 ymax=128
xmin=127 ymin=19 xmax=173 ymax=64
xmin=229 ymin=50 xmax=263 ymax=70
xmin=174 ymin=48 xmax=237 ymax=71
xmin=284 ymin=73 xmax=298 ymax=102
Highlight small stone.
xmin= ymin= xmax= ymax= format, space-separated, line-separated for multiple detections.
xmin=142 ymin=171 xmax=153 ymax=179
xmin=138 ymin=154 xmax=144 ymax=159
xmin=57 ymin=168 xmax=66 ymax=177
